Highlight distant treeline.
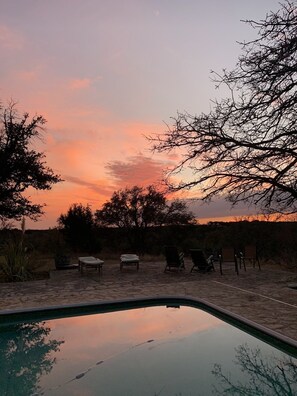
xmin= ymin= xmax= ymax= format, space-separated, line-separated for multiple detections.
xmin=1 ymin=221 xmax=297 ymax=267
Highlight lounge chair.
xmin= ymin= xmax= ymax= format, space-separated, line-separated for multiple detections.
xmin=120 ymin=254 xmax=140 ymax=271
xmin=78 ymin=256 xmax=104 ymax=274
xmin=189 ymin=249 xmax=215 ymax=273
xmin=240 ymin=245 xmax=261 ymax=270
xmin=219 ymin=247 xmax=240 ymax=275
xmin=55 ymin=254 xmax=78 ymax=270
xmin=164 ymin=246 xmax=185 ymax=272
xmin=55 ymin=262 xmax=78 ymax=270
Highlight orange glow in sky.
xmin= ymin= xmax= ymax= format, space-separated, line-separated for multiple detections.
xmin=0 ymin=0 xmax=281 ymax=229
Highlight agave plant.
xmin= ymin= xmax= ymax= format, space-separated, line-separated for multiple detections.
xmin=1 ymin=235 xmax=32 ymax=282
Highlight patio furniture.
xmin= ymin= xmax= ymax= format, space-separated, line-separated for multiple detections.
xmin=219 ymin=247 xmax=240 ymax=275
xmin=78 ymin=256 xmax=104 ymax=275
xmin=55 ymin=263 xmax=79 ymax=270
xmin=189 ymin=249 xmax=215 ymax=273
xmin=120 ymin=254 xmax=140 ymax=271
xmin=164 ymin=246 xmax=185 ymax=272
xmin=240 ymin=245 xmax=261 ymax=270
xmin=55 ymin=254 xmax=78 ymax=270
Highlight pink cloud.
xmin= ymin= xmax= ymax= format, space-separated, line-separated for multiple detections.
xmin=0 ymin=25 xmax=24 ymax=50
xmin=105 ymin=154 xmax=169 ymax=189
xmin=68 ymin=78 xmax=91 ymax=90
xmin=167 ymin=152 xmax=180 ymax=161
xmin=10 ymin=109 xmax=169 ymax=228
xmin=41 ymin=135 xmax=103 ymax=173
xmin=17 ymin=69 xmax=39 ymax=81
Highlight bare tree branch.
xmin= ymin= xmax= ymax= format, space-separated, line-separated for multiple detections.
xmin=149 ymin=1 xmax=297 ymax=214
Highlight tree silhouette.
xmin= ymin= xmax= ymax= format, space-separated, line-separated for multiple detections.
xmin=58 ymin=203 xmax=101 ymax=252
xmin=212 ymin=343 xmax=297 ymax=395
xmin=0 ymin=102 xmax=62 ymax=221
xmin=150 ymin=1 xmax=297 ymax=215
xmin=0 ymin=321 xmax=64 ymax=396
xmin=95 ymin=185 xmax=195 ymax=250
xmin=96 ymin=185 xmax=195 ymax=228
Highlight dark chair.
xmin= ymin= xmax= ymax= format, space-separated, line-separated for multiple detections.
xmin=55 ymin=254 xmax=78 ymax=270
xmin=190 ymin=249 xmax=215 ymax=273
xmin=164 ymin=246 xmax=185 ymax=272
xmin=219 ymin=247 xmax=240 ymax=275
xmin=240 ymin=245 xmax=261 ymax=270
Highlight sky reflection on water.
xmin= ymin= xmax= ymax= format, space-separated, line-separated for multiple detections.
xmin=1 ymin=305 xmax=296 ymax=395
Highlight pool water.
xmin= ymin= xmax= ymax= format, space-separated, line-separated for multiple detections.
xmin=0 ymin=301 xmax=296 ymax=395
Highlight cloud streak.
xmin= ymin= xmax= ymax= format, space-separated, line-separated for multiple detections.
xmin=105 ymin=154 xmax=168 ymax=189
xmin=68 ymin=78 xmax=91 ymax=90
xmin=65 ymin=175 xmax=113 ymax=196
xmin=185 ymin=197 xmax=258 ymax=221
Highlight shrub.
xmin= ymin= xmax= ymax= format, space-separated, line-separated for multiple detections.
xmin=1 ymin=238 xmax=32 ymax=282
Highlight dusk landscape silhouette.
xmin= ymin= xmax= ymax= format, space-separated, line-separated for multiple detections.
xmin=0 ymin=0 xmax=283 ymax=229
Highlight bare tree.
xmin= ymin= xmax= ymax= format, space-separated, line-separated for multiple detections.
xmin=212 ymin=343 xmax=297 ymax=395
xmin=150 ymin=1 xmax=297 ymax=214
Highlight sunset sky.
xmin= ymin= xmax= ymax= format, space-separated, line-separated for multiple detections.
xmin=0 ymin=0 xmax=281 ymax=229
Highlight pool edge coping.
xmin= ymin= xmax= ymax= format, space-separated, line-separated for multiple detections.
xmin=0 ymin=295 xmax=297 ymax=354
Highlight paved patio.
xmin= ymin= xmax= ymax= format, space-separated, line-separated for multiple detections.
xmin=0 ymin=259 xmax=297 ymax=342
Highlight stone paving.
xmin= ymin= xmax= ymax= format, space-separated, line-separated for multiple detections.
xmin=0 ymin=259 xmax=297 ymax=342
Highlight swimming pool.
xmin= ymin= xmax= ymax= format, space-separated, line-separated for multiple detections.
xmin=1 ymin=297 xmax=296 ymax=395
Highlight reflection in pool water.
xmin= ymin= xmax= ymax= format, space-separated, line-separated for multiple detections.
xmin=0 ymin=305 xmax=296 ymax=395
xmin=0 ymin=322 xmax=64 ymax=396
xmin=213 ymin=344 xmax=297 ymax=395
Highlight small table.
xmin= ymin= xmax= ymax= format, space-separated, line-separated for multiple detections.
xmin=120 ymin=254 xmax=140 ymax=271
xmin=78 ymin=256 xmax=104 ymax=275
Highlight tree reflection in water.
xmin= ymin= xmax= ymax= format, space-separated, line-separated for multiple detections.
xmin=0 ymin=321 xmax=64 ymax=396
xmin=212 ymin=343 xmax=297 ymax=395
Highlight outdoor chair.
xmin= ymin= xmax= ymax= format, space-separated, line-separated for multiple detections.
xmin=240 ymin=245 xmax=261 ymax=270
xmin=78 ymin=256 xmax=104 ymax=275
xmin=164 ymin=246 xmax=185 ymax=272
xmin=120 ymin=254 xmax=140 ymax=271
xmin=189 ymin=249 xmax=215 ymax=273
xmin=219 ymin=247 xmax=240 ymax=275
xmin=54 ymin=254 xmax=78 ymax=270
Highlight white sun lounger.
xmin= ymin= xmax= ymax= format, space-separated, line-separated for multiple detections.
xmin=120 ymin=254 xmax=140 ymax=271
xmin=78 ymin=256 xmax=104 ymax=274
